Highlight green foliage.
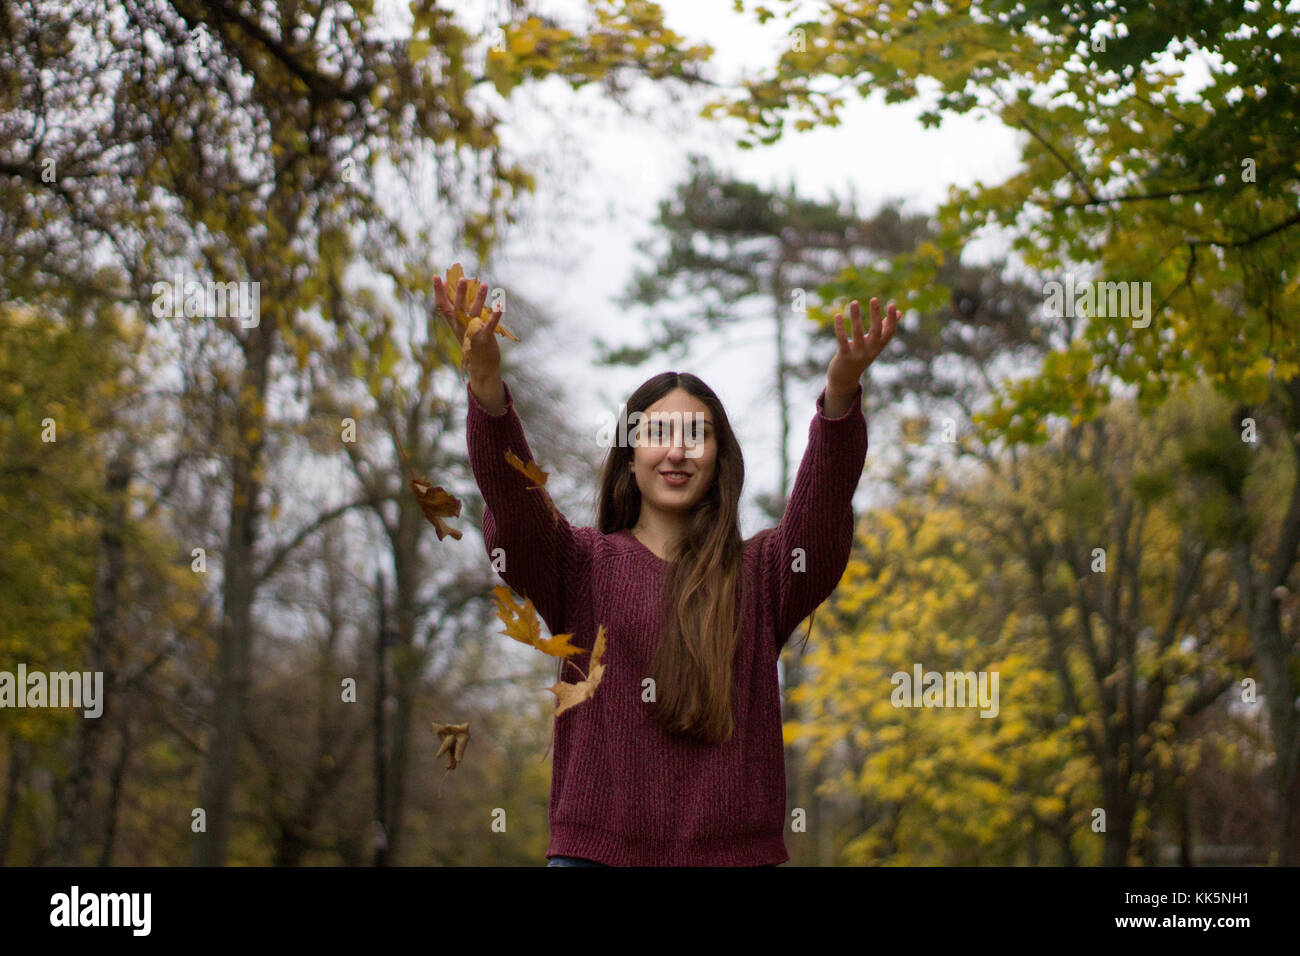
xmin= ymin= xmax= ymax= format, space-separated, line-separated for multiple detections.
xmin=715 ymin=0 xmax=1300 ymax=434
xmin=0 ymin=304 xmax=123 ymax=744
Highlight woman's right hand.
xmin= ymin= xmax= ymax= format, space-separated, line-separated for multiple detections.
xmin=433 ymin=272 xmax=504 ymax=381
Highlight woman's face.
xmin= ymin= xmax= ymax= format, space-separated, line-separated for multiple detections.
xmin=628 ymin=388 xmax=717 ymax=515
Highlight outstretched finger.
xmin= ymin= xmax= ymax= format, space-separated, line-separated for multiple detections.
xmin=453 ymin=277 xmax=470 ymax=318
xmin=473 ymin=282 xmax=490 ymax=318
xmin=849 ymin=301 xmax=866 ymax=346
xmin=866 ymin=297 xmax=882 ymax=347
xmin=871 ymin=303 xmax=900 ymax=359
xmin=484 ymin=304 xmax=502 ymax=335
xmin=833 ymin=310 xmax=849 ymax=351
xmin=433 ymin=277 xmax=461 ymax=334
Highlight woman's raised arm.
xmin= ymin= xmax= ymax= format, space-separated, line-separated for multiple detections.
xmin=438 ymin=272 xmax=584 ymax=635
xmin=767 ymin=297 xmax=898 ymax=645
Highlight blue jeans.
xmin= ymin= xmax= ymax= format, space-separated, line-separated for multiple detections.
xmin=547 ymin=855 xmax=607 ymax=867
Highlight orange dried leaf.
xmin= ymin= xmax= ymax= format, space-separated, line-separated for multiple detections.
xmin=432 ymin=721 xmax=470 ymax=771
xmin=504 ymin=449 xmax=547 ymax=486
xmin=504 ymin=449 xmax=559 ymax=524
xmin=549 ymin=624 xmax=608 ymax=717
xmin=535 ymin=631 xmax=584 ymax=658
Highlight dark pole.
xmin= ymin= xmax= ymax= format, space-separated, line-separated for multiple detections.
xmin=374 ymin=571 xmax=389 ymax=866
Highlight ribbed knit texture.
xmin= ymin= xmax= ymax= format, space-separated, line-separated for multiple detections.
xmin=465 ymin=377 xmax=868 ymax=866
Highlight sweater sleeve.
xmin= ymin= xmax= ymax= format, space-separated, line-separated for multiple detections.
xmin=768 ymin=382 xmax=868 ymax=648
xmin=465 ymin=378 xmax=584 ymax=636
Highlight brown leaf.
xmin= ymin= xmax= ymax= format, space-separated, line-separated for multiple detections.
xmin=391 ymin=426 xmax=462 ymax=541
xmin=504 ymin=449 xmax=559 ymax=524
xmin=411 ymin=479 xmax=463 ymax=541
xmin=548 ymin=624 xmax=608 ymax=717
xmin=432 ymin=721 xmax=470 ymax=771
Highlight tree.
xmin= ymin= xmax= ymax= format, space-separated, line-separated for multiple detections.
xmin=2 ymin=0 xmax=714 ymax=864
xmin=716 ymin=0 xmax=1300 ymax=863
xmin=796 ymin=386 xmax=1257 ymax=864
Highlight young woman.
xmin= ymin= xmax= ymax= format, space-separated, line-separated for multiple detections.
xmin=435 ymin=272 xmax=898 ymax=866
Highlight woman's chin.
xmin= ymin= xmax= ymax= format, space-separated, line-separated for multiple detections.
xmin=646 ymin=496 xmax=697 ymax=513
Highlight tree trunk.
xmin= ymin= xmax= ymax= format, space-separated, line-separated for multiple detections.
xmin=1228 ymin=380 xmax=1300 ymax=865
xmin=383 ymin=488 xmax=424 ymax=864
xmin=54 ymin=452 xmax=130 ymax=864
xmin=97 ymin=720 xmax=132 ymax=866
xmin=1177 ymin=772 xmax=1194 ymax=867
xmin=0 ymin=740 xmax=28 ymax=866
xmin=195 ymin=318 xmax=274 ymax=865
xmin=1256 ymin=601 xmax=1300 ymax=864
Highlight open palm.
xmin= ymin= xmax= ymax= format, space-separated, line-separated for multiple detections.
xmin=827 ymin=297 xmax=899 ymax=394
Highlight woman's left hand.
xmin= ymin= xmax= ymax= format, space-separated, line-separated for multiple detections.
xmin=827 ymin=297 xmax=899 ymax=398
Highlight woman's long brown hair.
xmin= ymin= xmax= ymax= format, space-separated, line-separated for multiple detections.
xmin=595 ymin=372 xmax=748 ymax=744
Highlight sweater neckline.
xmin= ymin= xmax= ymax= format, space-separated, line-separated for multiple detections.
xmin=620 ymin=528 xmax=668 ymax=563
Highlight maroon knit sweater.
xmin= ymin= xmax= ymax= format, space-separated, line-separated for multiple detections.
xmin=465 ymin=377 xmax=867 ymax=866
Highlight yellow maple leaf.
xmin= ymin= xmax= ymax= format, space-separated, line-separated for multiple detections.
xmin=549 ymin=624 xmax=608 ymax=717
xmin=491 ymin=585 xmax=582 ymax=658
xmin=536 ymin=631 xmax=583 ymax=658
xmin=492 ymin=585 xmax=539 ymax=648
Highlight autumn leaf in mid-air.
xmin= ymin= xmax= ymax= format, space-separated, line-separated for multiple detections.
xmin=390 ymin=426 xmax=462 ymax=540
xmin=443 ymin=262 xmax=520 ymax=373
xmin=535 ymin=632 xmax=582 ymax=658
xmin=504 ymin=449 xmax=559 ymax=523
xmin=549 ymin=624 xmax=607 ymax=717
xmin=411 ymin=480 xmax=463 ymax=540
xmin=492 ymin=586 xmax=581 ymax=658
xmin=504 ymin=448 xmax=547 ymax=485
xmin=432 ymin=721 xmax=470 ymax=771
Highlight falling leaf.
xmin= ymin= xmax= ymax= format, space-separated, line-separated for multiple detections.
xmin=504 ymin=449 xmax=559 ymax=523
xmin=432 ymin=721 xmax=470 ymax=770
xmin=391 ymin=425 xmax=462 ymax=540
xmin=535 ymin=632 xmax=582 ymax=658
xmin=493 ymin=585 xmax=539 ymax=648
xmin=549 ymin=624 xmax=608 ymax=717
xmin=443 ymin=262 xmax=520 ymax=374
xmin=492 ymin=586 xmax=582 ymax=657
xmin=504 ymin=448 xmax=547 ymax=485
xmin=411 ymin=480 xmax=463 ymax=541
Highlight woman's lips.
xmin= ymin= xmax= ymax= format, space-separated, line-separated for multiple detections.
xmin=660 ymin=471 xmax=691 ymax=486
